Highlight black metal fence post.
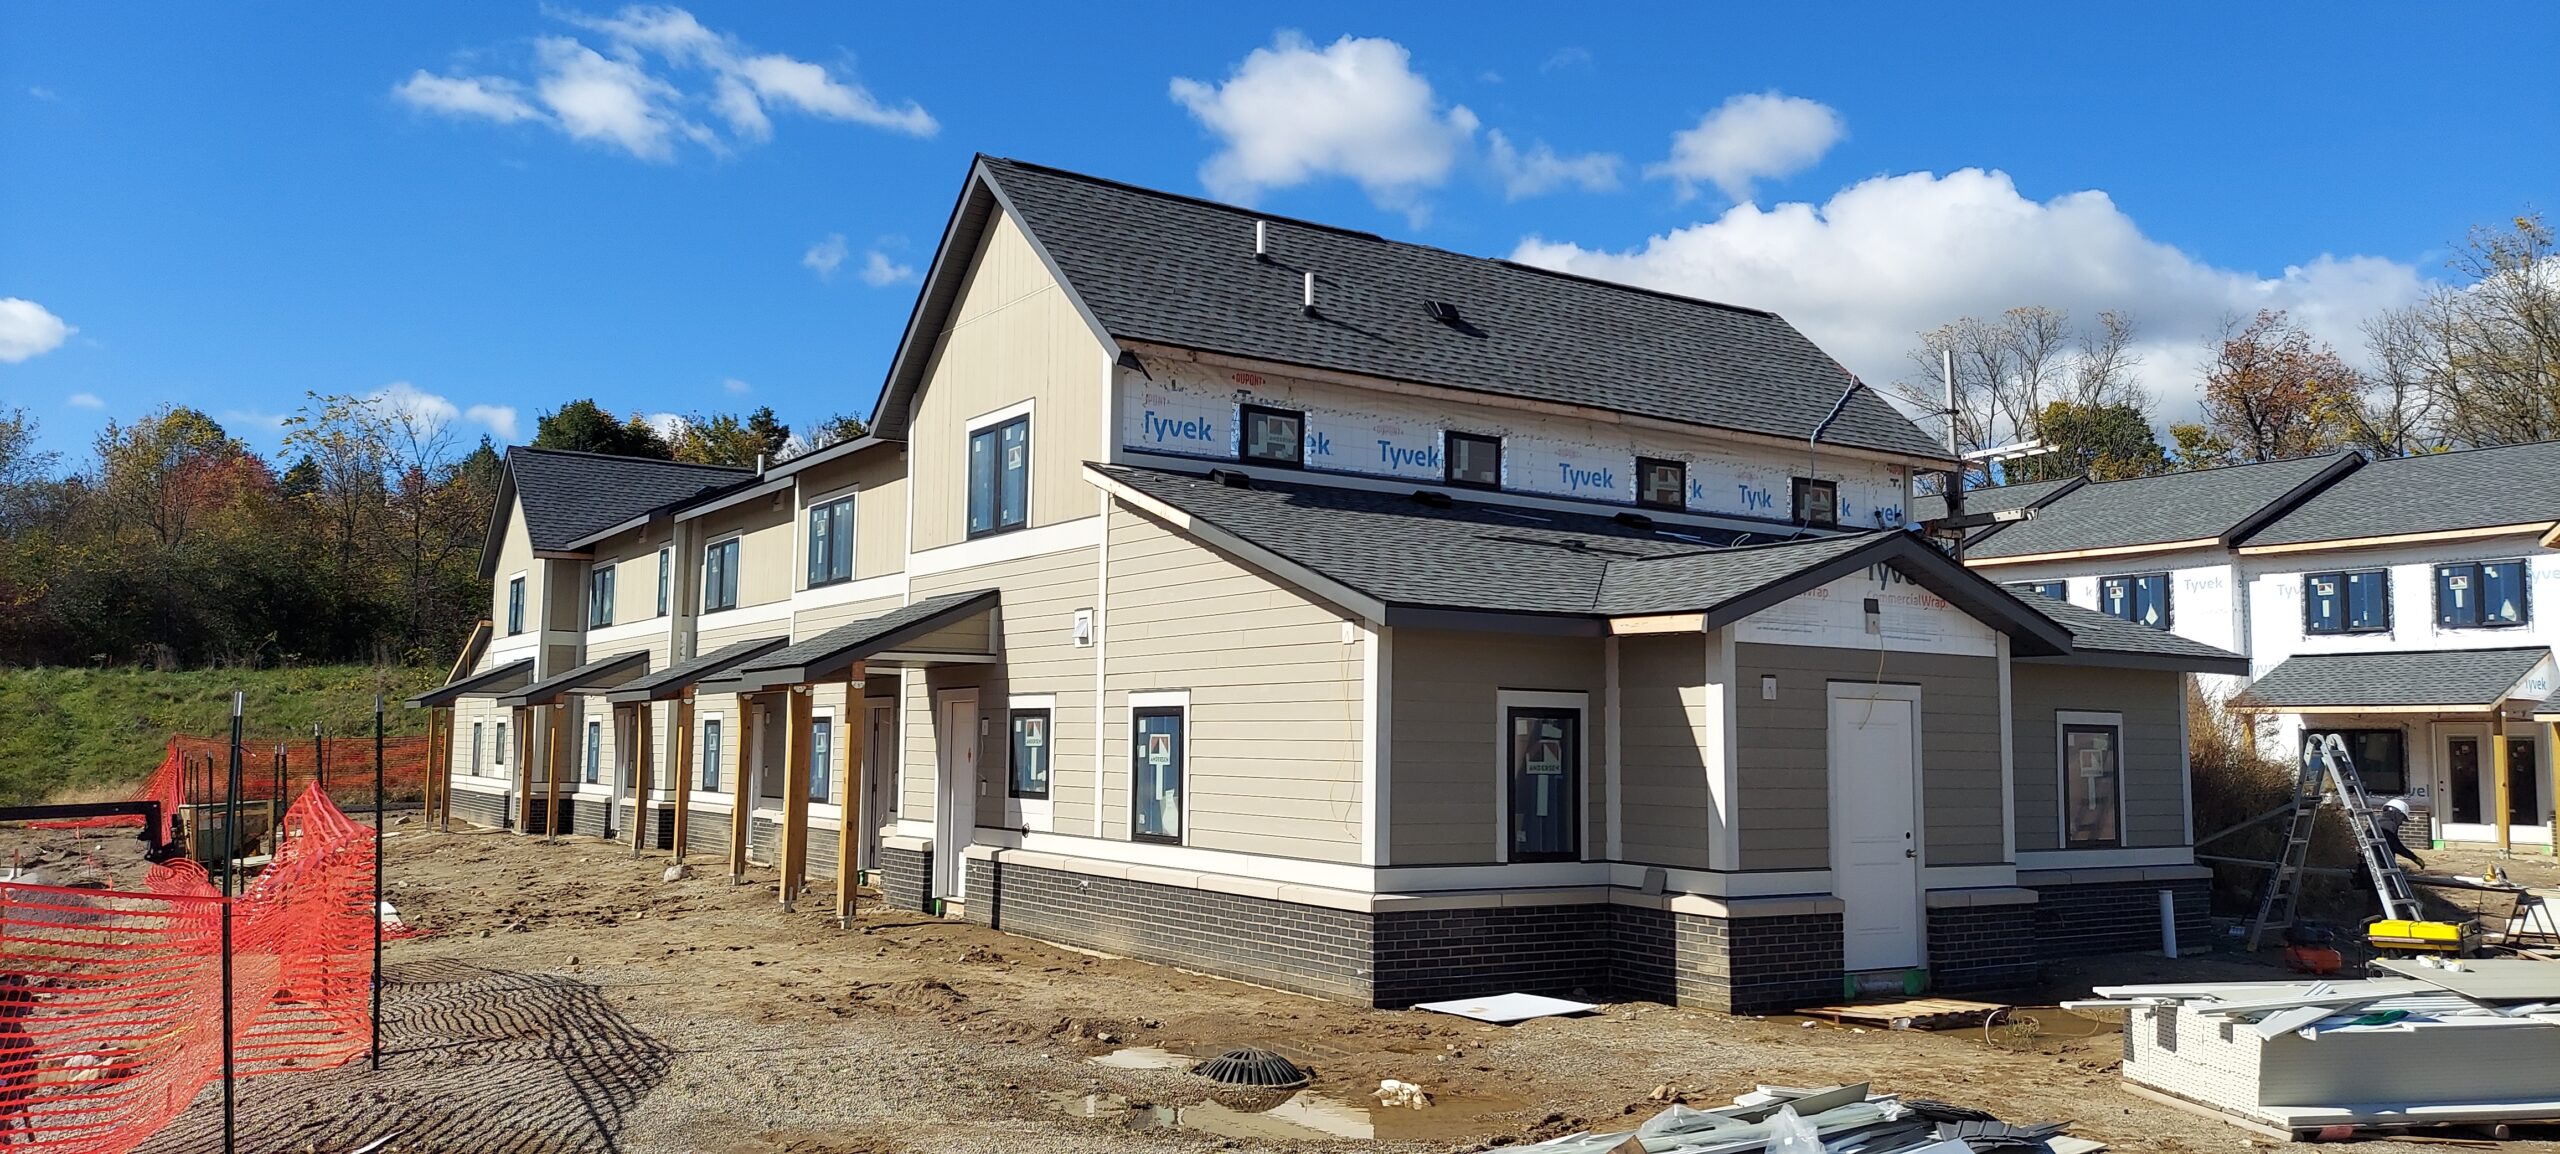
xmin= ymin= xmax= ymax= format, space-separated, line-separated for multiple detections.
xmin=371 ymin=696 xmax=385 ymax=1071
xmin=222 ymin=692 xmax=241 ymax=1154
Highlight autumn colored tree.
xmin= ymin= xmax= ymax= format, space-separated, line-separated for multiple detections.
xmin=670 ymin=405 xmax=791 ymax=466
xmin=2198 ymin=310 xmax=2362 ymax=463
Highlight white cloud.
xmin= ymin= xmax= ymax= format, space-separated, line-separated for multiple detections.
xmin=1649 ymin=91 xmax=1845 ymax=202
xmin=1486 ymin=130 xmax=1620 ymax=200
xmin=392 ymin=71 xmax=540 ymax=123
xmin=221 ymin=409 xmax=289 ymax=435
xmin=803 ymin=233 xmax=848 ymax=278
xmin=1171 ymin=33 xmax=1480 ymax=217
xmin=859 ymin=249 xmax=915 ymax=287
xmin=398 ymin=6 xmax=933 ymax=161
xmin=1511 ymin=167 xmax=2429 ymax=423
xmin=0 ymin=298 xmax=74 ymax=363
xmin=28 ymin=86 xmax=58 ymax=102
xmin=1540 ymin=47 xmax=1591 ymax=73
xmin=643 ymin=411 xmax=687 ymax=441
xmin=465 ymin=404 xmax=520 ymax=440
xmin=66 ymin=392 xmax=103 ymax=410
xmin=723 ymin=377 xmax=751 ymax=395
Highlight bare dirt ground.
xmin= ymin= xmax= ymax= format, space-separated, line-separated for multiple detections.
xmin=5 ymin=819 xmax=2545 ymax=1154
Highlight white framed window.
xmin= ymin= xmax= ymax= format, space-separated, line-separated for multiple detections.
xmin=470 ymin=721 xmax=484 ymax=776
xmin=584 ymin=719 xmax=603 ymax=784
xmin=494 ymin=720 xmax=508 ymax=767
xmin=656 ymin=546 xmax=671 ymax=617
xmin=2057 ymin=710 xmax=2125 ymax=849
xmin=811 ymin=710 xmax=834 ymax=803
xmin=806 ymin=492 xmax=855 ymax=588
xmin=1129 ymin=690 xmax=1189 ymax=844
xmin=702 ymin=537 xmax=741 ymax=612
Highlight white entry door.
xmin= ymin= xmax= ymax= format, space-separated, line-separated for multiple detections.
xmin=1830 ymin=691 xmax=1921 ymax=972
xmin=859 ymin=698 xmax=898 ymax=871
xmin=934 ymin=691 xmax=979 ymax=900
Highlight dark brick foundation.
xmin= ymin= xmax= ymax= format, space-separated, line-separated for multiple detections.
xmin=2023 ymin=875 xmax=2211 ymax=959
xmin=1927 ymin=903 xmax=2039 ymax=991
xmin=1371 ymin=903 xmax=1609 ymax=1007
xmin=570 ymin=794 xmax=614 ymax=839
xmin=878 ymin=844 xmax=934 ymax=912
xmin=968 ymin=856 xmax=1374 ymax=1000
xmin=447 ymin=785 xmax=510 ymax=830
xmin=1689 ymin=910 xmax=1845 ymax=1012
xmin=679 ymin=809 xmax=733 ymax=862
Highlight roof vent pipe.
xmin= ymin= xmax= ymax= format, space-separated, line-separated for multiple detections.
xmin=1302 ymin=271 xmax=1317 ymax=316
xmin=1254 ymin=220 xmax=1268 ymax=259
xmin=755 ymin=452 xmax=767 ymax=477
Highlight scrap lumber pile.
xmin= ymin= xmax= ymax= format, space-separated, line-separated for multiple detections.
xmin=2080 ymin=959 xmax=2560 ymax=1139
xmin=1522 ymin=1081 xmax=2101 ymax=1153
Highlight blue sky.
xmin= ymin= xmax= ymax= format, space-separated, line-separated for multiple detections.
xmin=4 ymin=3 xmax=2554 ymax=464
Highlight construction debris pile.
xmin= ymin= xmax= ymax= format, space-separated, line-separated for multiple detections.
xmin=2083 ymin=958 xmax=2560 ymax=1138
xmin=1522 ymin=1082 xmax=2100 ymax=1154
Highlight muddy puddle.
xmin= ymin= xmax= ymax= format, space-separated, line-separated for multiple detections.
xmin=1055 ymin=1089 xmax=1525 ymax=1142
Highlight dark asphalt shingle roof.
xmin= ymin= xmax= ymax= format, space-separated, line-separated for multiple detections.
xmin=498 ymin=649 xmax=650 ymax=707
xmin=2235 ymin=647 xmax=2552 ymax=710
xmin=927 ymin=158 xmax=1944 ymax=461
xmin=406 ymin=657 xmax=534 ymax=708
xmin=1969 ymin=452 xmax=2358 ymax=559
xmin=1910 ymin=476 xmax=2085 ymax=526
xmin=728 ymin=590 xmax=1000 ymax=687
xmin=507 ymin=448 xmax=752 ymax=552
xmin=2243 ymin=441 xmax=2560 ymax=547
xmin=607 ymin=636 xmax=787 ymax=703
xmin=2016 ymin=595 xmax=2249 ymax=671
xmin=1593 ymin=533 xmax=1891 ymax=616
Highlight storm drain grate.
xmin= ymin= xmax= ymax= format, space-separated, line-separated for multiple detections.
xmin=1191 ymin=1047 xmax=1309 ymax=1089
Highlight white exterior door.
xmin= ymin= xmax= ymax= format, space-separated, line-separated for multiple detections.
xmin=1830 ymin=692 xmax=1921 ymax=972
xmin=860 ymin=699 xmax=897 ymax=871
xmin=935 ymin=691 xmax=979 ymax=900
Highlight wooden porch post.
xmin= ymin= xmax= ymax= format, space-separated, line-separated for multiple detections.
xmin=835 ymin=662 xmax=866 ymax=927
xmin=632 ymin=701 xmax=654 ymax=858
xmin=514 ymin=705 xmax=534 ymax=835
xmin=670 ymin=695 xmax=695 ymax=864
xmin=442 ymin=707 xmax=458 ymax=829
xmin=778 ymin=688 xmax=814 ymax=910
xmin=2548 ymin=721 xmax=2559 ymax=858
xmin=728 ymin=696 xmax=754 ymax=881
xmin=423 ymin=707 xmax=443 ymax=830
xmin=545 ymin=701 xmax=566 ymax=842
xmin=2494 ymin=713 xmax=2513 ymax=854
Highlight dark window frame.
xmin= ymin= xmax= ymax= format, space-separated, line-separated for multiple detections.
xmin=2304 ymin=569 xmax=2391 ymax=635
xmin=1792 ymin=477 xmax=1839 ymax=527
xmin=493 ymin=721 xmax=507 ymax=767
xmin=2099 ymin=573 xmax=2174 ymax=630
xmin=1131 ymin=705 xmax=1185 ymax=844
xmin=806 ymin=494 xmax=856 ymax=588
xmin=2436 ymin=559 xmax=2529 ymax=629
xmin=1239 ymin=404 xmax=1305 ymax=468
xmin=1506 ymin=706 xmax=1583 ymax=862
xmin=1636 ymin=457 xmax=1686 ymax=511
xmin=585 ymin=719 xmax=602 ymax=784
xmin=470 ymin=721 xmax=485 ymax=776
xmin=2060 ymin=721 xmax=2124 ymax=849
xmin=655 ymin=546 xmax=671 ymax=617
xmin=506 ymin=576 xmax=526 ymax=636
xmin=810 ymin=716 xmax=832 ymax=803
xmin=700 ymin=717 xmax=724 ymax=791
xmin=702 ymin=537 xmax=741 ymax=613
xmin=588 ymin=564 xmax=615 ymax=629
xmin=1444 ymin=431 xmax=1502 ymax=490
xmin=2007 ymin=581 xmax=2067 ymax=601
xmin=967 ymin=414 xmax=1032 ymax=539
xmin=2303 ymin=727 xmax=2408 ymax=795
xmin=1009 ymin=708 xmax=1053 ymax=800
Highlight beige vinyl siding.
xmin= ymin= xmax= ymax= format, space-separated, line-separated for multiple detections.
xmin=1388 ymin=630 xmax=1605 ymax=866
xmin=488 ymin=500 xmax=537 ymax=652
xmin=910 ymin=546 xmax=1097 ymax=831
xmin=2012 ymin=664 xmax=2186 ymax=850
xmin=904 ymin=209 xmax=1111 ymax=553
xmin=1100 ymin=506 xmax=1364 ymax=863
xmin=900 ymin=671 xmax=941 ymax=821
xmin=542 ymin=558 xmax=585 ymax=634
xmin=791 ymin=594 xmax=909 ymax=638
xmin=694 ymin=501 xmax=793 ymax=611
xmin=1618 ymin=633 xmax=1711 ymax=869
xmin=1732 ymin=644 xmax=2003 ymax=871
xmin=695 ymin=618 xmax=785 ymax=654
xmin=690 ymin=692 xmax=743 ymax=800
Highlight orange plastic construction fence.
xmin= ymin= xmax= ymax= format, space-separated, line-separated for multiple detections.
xmin=37 ymin=735 xmax=434 ymax=838
xmin=0 ymin=787 xmax=379 ymax=1152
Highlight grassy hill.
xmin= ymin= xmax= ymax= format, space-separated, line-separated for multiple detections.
xmin=0 ymin=665 xmax=443 ymax=805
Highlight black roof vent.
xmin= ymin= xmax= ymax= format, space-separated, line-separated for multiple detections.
xmin=1613 ymin=511 xmax=1656 ymax=531
xmin=1193 ymin=1046 xmax=1309 ymax=1089
xmin=1424 ymin=299 xmax=1463 ymax=325
xmin=1208 ymin=468 xmax=1253 ymax=489
xmin=1409 ymin=489 xmax=1453 ymax=509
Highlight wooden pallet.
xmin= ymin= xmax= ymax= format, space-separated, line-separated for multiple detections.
xmin=1796 ymin=997 xmax=2005 ymax=1030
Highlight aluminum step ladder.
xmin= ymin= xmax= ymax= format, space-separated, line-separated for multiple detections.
xmin=2246 ymin=733 xmax=2422 ymax=950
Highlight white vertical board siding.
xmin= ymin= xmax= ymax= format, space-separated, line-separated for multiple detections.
xmin=1101 ymin=506 xmax=1364 ymax=863
xmin=1118 ymin=355 xmax=1913 ymax=530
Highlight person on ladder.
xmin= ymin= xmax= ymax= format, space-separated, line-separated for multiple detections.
xmin=2377 ymin=797 xmax=2425 ymax=869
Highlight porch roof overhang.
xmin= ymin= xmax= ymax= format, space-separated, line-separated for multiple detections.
xmin=605 ymin=636 xmax=787 ymax=704
xmin=405 ymin=657 xmax=535 ymax=708
xmin=702 ymin=590 xmax=1002 ymax=695
xmin=496 ymin=650 xmax=651 ymax=708
xmin=2528 ymin=687 xmax=2560 ymax=723
xmin=2233 ymin=647 xmax=2556 ymax=714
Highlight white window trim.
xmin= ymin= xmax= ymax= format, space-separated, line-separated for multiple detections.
xmin=493 ymin=720 xmax=510 ymax=769
xmin=1006 ymin=693 xmax=1057 ymax=832
xmin=582 ymin=717 xmax=605 ymax=789
xmin=966 ymin=398 xmax=1036 ymax=538
xmin=1127 ymin=689 xmax=1189 ymax=844
xmin=1491 ymin=689 xmax=1590 ymax=864
xmin=587 ymin=559 xmax=618 ymax=629
xmin=505 ymin=570 xmax=530 ymax=636
xmin=701 ymin=533 xmax=744 ymax=613
xmin=470 ymin=721 xmax=486 ymax=777
xmin=805 ymin=704 xmax=842 ymax=818
xmin=693 ymin=711 xmax=729 ymax=800
xmin=656 ymin=544 xmax=673 ymax=618
xmin=2056 ymin=709 xmax=2127 ymax=850
xmin=798 ymin=483 xmax=861 ymax=593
